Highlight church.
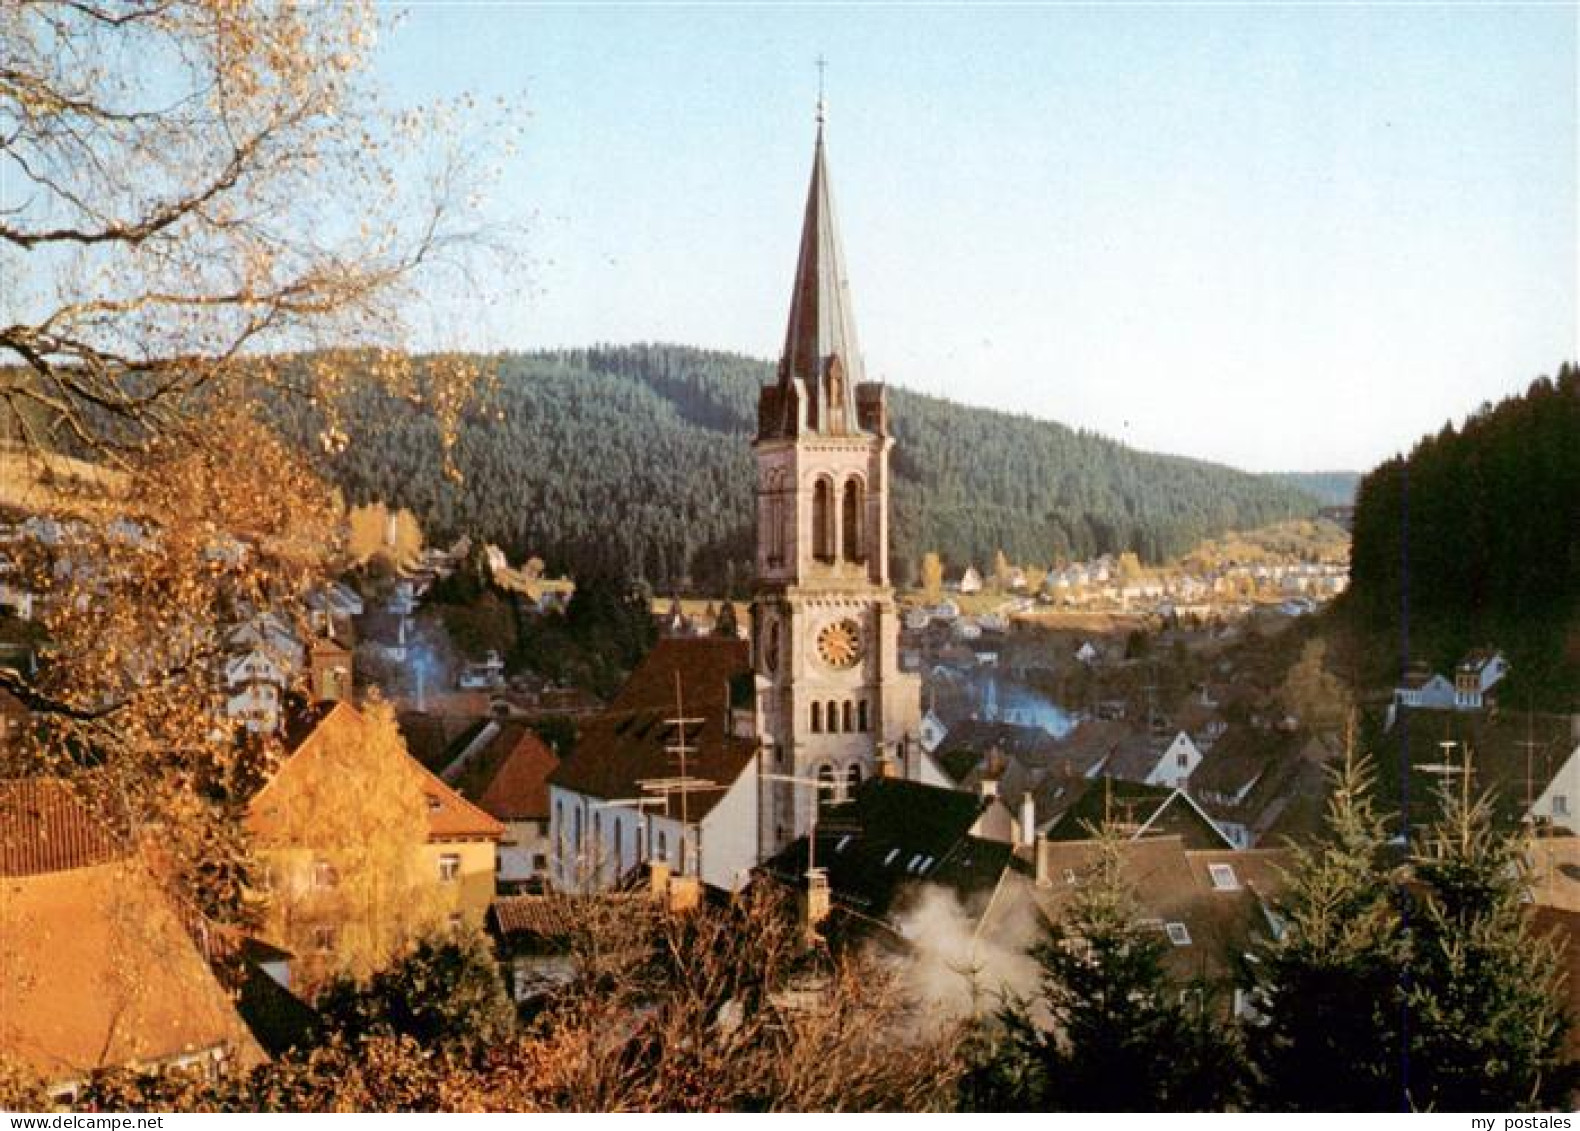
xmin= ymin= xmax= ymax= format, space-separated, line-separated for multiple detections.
xmin=547 ymin=110 xmax=946 ymax=892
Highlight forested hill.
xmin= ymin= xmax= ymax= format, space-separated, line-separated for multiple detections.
xmin=1346 ymin=363 xmax=1579 ymax=702
xmin=270 ymin=344 xmax=1321 ymax=591
xmin=1270 ymin=471 xmax=1360 ymax=506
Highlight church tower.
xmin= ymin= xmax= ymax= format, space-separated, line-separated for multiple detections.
xmin=752 ymin=109 xmax=922 ymax=855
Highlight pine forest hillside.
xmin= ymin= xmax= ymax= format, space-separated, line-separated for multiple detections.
xmin=1270 ymin=471 xmax=1360 ymax=507
xmin=266 ymin=344 xmax=1323 ymax=592
xmin=1345 ymin=363 xmax=1579 ymax=704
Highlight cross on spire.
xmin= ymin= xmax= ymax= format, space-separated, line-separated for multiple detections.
xmin=816 ymin=54 xmax=827 ymax=125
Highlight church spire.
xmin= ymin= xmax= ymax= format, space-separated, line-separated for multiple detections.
xmin=776 ymin=106 xmax=865 ymax=434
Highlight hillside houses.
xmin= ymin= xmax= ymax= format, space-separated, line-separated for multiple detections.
xmin=1392 ymin=649 xmax=1510 ymax=720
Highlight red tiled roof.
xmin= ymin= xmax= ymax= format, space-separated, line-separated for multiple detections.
xmin=549 ymin=637 xmax=754 ymax=823
xmin=471 ymin=725 xmax=559 ymax=823
xmin=490 ymin=894 xmax=577 ymax=938
xmin=0 ymin=778 xmax=125 ymax=877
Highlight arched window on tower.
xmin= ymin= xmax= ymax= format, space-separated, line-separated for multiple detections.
xmin=811 ymin=701 xmax=823 ymax=733
xmin=766 ymin=470 xmax=787 ymax=567
xmin=812 ymin=478 xmax=834 ymax=562
xmin=842 ymin=700 xmax=854 ymax=732
xmin=826 ymin=699 xmax=841 ymax=733
xmin=842 ymin=477 xmax=864 ymax=563
xmin=858 ymin=699 xmax=870 ymax=732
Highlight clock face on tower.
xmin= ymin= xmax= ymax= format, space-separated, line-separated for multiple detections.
xmin=815 ymin=617 xmax=864 ymax=670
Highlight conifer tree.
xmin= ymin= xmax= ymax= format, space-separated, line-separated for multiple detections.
xmin=1403 ymin=758 xmax=1571 ymax=1111
xmin=1246 ymin=745 xmax=1406 ymax=1110
xmin=979 ymin=826 xmax=1242 ymax=1110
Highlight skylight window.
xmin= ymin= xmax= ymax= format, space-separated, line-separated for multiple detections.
xmin=1209 ymin=863 xmax=1239 ymax=891
xmin=1166 ymin=922 xmax=1192 ymax=946
xmin=883 ymin=847 xmax=900 ymax=867
xmin=835 ymin=835 xmax=852 ymax=854
xmin=907 ymin=853 xmax=924 ymax=872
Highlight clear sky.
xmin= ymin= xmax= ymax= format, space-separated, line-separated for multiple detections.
xmin=378 ymin=3 xmax=1577 ymax=473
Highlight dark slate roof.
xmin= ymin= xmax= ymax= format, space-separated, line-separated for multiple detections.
xmin=231 ymin=959 xmax=321 ymax=1057
xmin=934 ymin=719 xmax=1058 ymax=782
xmin=1098 ymin=734 xmax=1166 ymax=783
xmin=1190 ymin=726 xmax=1297 ymax=800
xmin=548 ymin=637 xmax=755 ymax=823
xmin=759 ymin=776 xmax=1012 ymax=922
xmin=1045 ymin=777 xmax=1233 ymax=850
xmin=1033 ymin=836 xmax=1291 ymax=988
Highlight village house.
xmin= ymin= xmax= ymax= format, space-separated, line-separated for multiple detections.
xmin=1031 ymin=834 xmax=1290 ymax=1018
xmin=1092 ymin=730 xmax=1205 ymax=791
xmin=1042 ymin=776 xmax=1234 ymax=850
xmin=1189 ymin=727 xmax=1333 ymax=849
xmin=1453 ymin=648 xmax=1510 ymax=710
xmin=758 ymin=774 xmax=1025 ymax=941
xmin=247 ymin=701 xmax=504 ymax=993
xmin=1 ymin=779 xmax=264 ymax=1100
xmin=548 ymin=636 xmax=762 ymax=894
xmin=442 ymin=719 xmax=560 ymax=891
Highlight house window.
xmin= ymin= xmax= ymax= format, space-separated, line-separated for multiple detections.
xmin=613 ymin=821 xmax=623 ymax=872
xmin=439 ymin=853 xmax=461 ymax=883
xmin=657 ymin=831 xmax=668 ymax=863
xmin=313 ymin=925 xmax=337 ymax=953
xmin=1166 ymin=922 xmax=1192 ymax=946
xmin=1208 ymin=863 xmax=1239 ymax=891
xmin=847 ymin=764 xmax=862 ymax=795
xmin=1177 ymin=751 xmax=1189 ymax=769
xmin=1554 ymin=795 xmax=1570 ymax=816
xmin=1062 ymin=868 xmax=1077 ymax=886
xmin=312 ymin=859 xmax=338 ymax=889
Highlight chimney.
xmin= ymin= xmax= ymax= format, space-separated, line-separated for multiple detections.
xmin=978 ymin=775 xmax=999 ymax=801
xmin=667 ymin=872 xmax=701 ymax=914
xmin=800 ymin=868 xmax=831 ymax=939
xmin=1020 ymin=791 xmax=1036 ymax=848
xmin=648 ymin=858 xmax=672 ymax=903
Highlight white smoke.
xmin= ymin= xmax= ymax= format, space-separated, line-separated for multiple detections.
xmin=888 ymin=881 xmax=1044 ymax=1030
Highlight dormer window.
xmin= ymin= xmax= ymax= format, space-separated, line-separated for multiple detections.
xmin=1209 ymin=863 xmax=1239 ymax=891
xmin=1166 ymin=922 xmax=1192 ymax=946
